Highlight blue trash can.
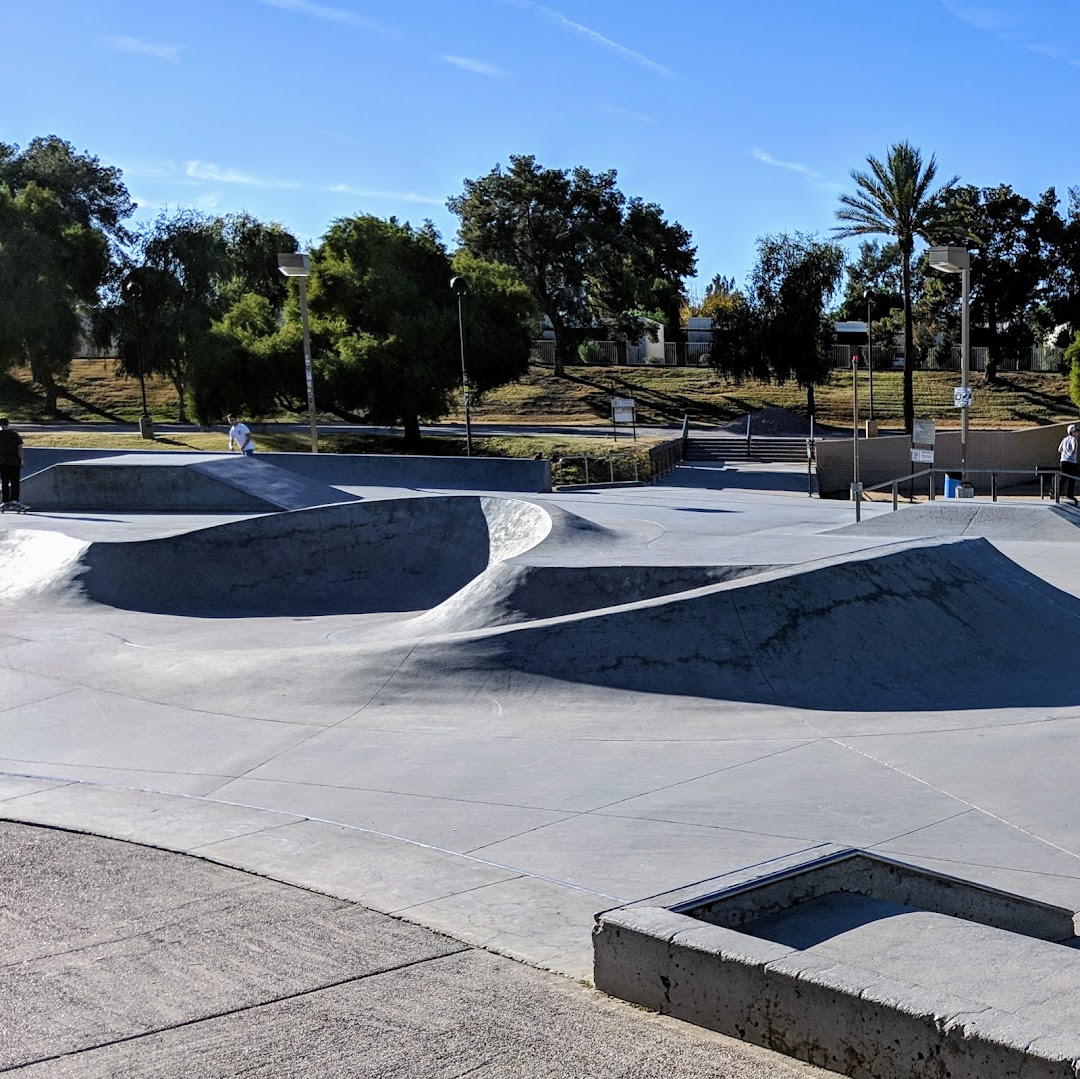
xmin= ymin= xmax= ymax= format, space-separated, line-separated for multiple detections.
xmin=943 ymin=471 xmax=962 ymax=498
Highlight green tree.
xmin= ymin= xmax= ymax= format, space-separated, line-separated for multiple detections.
xmin=0 ymin=137 xmax=133 ymax=410
xmin=448 ymin=155 xmax=695 ymax=375
xmin=835 ymin=141 xmax=958 ymax=432
xmin=308 ymin=215 xmax=535 ymax=447
xmin=747 ymin=233 xmax=845 ymax=415
xmin=115 ymin=210 xmax=300 ymax=422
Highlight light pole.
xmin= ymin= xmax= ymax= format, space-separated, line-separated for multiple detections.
xmin=852 ymin=351 xmax=860 ymax=489
xmin=864 ymin=288 xmax=874 ymax=420
xmin=928 ymin=246 xmax=971 ymax=479
xmin=450 ymin=275 xmax=472 ymax=457
xmin=122 ymin=277 xmax=154 ymax=439
xmin=277 ymin=253 xmax=318 ymax=453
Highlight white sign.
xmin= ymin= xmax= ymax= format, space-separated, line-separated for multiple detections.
xmin=912 ymin=419 xmax=936 ymax=446
xmin=910 ymin=448 xmax=935 ymax=464
xmin=613 ymin=408 xmax=635 ymax=423
xmin=612 ymin=397 xmax=635 ymax=410
xmin=953 ymin=386 xmax=974 ymax=408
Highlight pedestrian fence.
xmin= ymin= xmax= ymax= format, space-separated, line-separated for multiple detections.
xmin=849 ymin=466 xmax=1073 ymax=522
xmin=554 ymin=453 xmax=641 ymax=486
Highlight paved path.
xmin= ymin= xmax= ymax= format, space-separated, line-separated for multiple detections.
xmin=2 ymin=821 xmax=825 ymax=1077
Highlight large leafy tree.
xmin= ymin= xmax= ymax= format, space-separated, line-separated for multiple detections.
xmin=835 ymin=141 xmax=958 ymax=432
xmin=307 ymin=214 xmax=536 ymax=447
xmin=738 ymin=233 xmax=845 ymax=415
xmin=448 ymin=155 xmax=695 ymax=375
xmin=0 ymin=184 xmax=108 ymax=409
xmin=0 ymin=137 xmax=133 ymax=410
xmin=115 ymin=210 xmax=299 ymax=421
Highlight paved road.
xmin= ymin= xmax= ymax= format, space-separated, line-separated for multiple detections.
xmin=1 ymin=821 xmax=826 ymax=1077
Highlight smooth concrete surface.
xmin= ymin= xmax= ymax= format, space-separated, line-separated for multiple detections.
xmin=23 ymin=446 xmax=552 ymax=494
xmin=2 ymin=821 xmax=824 ymax=1077
xmin=22 ymin=454 xmax=362 ymax=513
xmin=5 ymin=467 xmax=1080 ymax=1071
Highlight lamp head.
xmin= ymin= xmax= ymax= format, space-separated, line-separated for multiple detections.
xmin=450 ymin=275 xmax=469 ymax=297
xmin=277 ymin=252 xmax=311 ymax=278
xmin=123 ymin=278 xmax=142 ymax=300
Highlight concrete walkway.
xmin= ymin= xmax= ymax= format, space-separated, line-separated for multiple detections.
xmin=3 ymin=821 xmax=828 ymax=1077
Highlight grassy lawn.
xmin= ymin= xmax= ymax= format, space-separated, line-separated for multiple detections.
xmin=3 ymin=359 xmax=1077 ymax=434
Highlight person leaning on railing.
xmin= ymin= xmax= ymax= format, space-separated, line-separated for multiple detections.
xmin=1058 ymin=424 xmax=1078 ymax=505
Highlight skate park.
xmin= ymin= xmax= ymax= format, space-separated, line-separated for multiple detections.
xmin=5 ymin=447 xmax=1080 ymax=1077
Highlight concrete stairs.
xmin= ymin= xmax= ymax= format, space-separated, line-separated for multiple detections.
xmin=686 ymin=434 xmax=814 ymax=463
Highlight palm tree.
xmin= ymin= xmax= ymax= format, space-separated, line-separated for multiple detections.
xmin=835 ymin=142 xmax=958 ymax=433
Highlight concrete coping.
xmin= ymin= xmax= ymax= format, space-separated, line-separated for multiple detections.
xmin=639 ymin=843 xmax=1079 ymax=943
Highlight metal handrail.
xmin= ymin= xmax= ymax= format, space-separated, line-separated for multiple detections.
xmin=556 ymin=453 xmax=640 ymax=486
xmin=852 ymin=465 xmax=1069 ymax=520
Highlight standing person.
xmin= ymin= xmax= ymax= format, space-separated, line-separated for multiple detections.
xmin=1058 ymin=423 xmax=1078 ymax=505
xmin=0 ymin=417 xmax=27 ymax=511
xmin=227 ymin=414 xmax=255 ymax=456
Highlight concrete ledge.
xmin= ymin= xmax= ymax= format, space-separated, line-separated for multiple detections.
xmin=593 ymin=847 xmax=1080 ymax=1078
xmin=23 ymin=448 xmax=551 ymax=494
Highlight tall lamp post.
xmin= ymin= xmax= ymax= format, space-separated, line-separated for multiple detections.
xmin=277 ymin=253 xmax=318 ymax=454
xmin=122 ymin=277 xmax=154 ymax=440
xmin=851 ymin=350 xmax=860 ymax=491
xmin=450 ymin=275 xmax=473 ymax=457
xmin=928 ymin=246 xmax=971 ymax=479
xmin=864 ymin=288 xmax=875 ymax=420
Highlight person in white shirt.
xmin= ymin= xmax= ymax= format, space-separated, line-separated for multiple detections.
xmin=1058 ymin=423 xmax=1078 ymax=503
xmin=227 ymin=414 xmax=255 ymax=456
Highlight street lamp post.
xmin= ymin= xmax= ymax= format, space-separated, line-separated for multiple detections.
xmin=277 ymin=253 xmax=318 ymax=454
xmin=928 ymin=246 xmax=971 ymax=479
xmin=852 ymin=351 xmax=860 ymax=488
xmin=122 ymin=278 xmax=154 ymax=440
xmin=864 ymin=288 xmax=874 ymax=420
xmin=450 ymin=275 xmax=472 ymax=457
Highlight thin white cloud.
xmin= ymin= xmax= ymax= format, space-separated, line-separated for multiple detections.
xmin=325 ymin=183 xmax=443 ymax=205
xmin=601 ymin=104 xmax=655 ymax=125
xmin=101 ymin=35 xmax=184 ymax=64
xmin=186 ymin=161 xmax=281 ymax=186
xmin=256 ymin=0 xmax=393 ymax=33
xmin=442 ymin=55 xmax=511 ymax=78
xmin=940 ymin=1 xmax=1078 ymax=65
xmin=939 ymin=1 xmax=1016 ymax=32
xmin=509 ymin=1 xmax=677 ymax=79
xmin=752 ymin=147 xmax=844 ymax=194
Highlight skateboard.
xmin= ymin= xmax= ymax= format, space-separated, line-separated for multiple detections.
xmin=0 ymin=502 xmax=29 ymax=514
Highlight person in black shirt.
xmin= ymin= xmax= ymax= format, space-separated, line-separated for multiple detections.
xmin=0 ymin=418 xmax=26 ymax=510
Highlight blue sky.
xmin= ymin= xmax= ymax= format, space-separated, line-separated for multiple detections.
xmin=6 ymin=0 xmax=1080 ymax=295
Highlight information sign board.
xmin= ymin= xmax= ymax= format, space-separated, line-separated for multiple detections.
xmin=953 ymin=387 xmax=974 ymax=408
xmin=910 ymin=448 xmax=935 ymax=464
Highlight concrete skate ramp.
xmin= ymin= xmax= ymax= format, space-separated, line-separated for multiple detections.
xmin=395 ymin=538 xmax=1080 ymax=711
xmin=413 ymin=563 xmax=775 ymax=633
xmin=831 ymin=501 xmax=1080 ymax=541
xmin=7 ymin=496 xmax=553 ymax=616
xmin=22 ymin=453 xmax=361 ymax=513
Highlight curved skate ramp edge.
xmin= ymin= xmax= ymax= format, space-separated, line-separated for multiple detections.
xmin=386 ymin=537 xmax=1080 ymax=712
xmin=11 ymin=496 xmax=554 ymax=616
xmin=830 ymin=501 xmax=1080 ymax=541
xmin=412 ymin=563 xmax=776 ymax=633
xmin=0 ymin=530 xmax=92 ymax=606
xmin=22 ymin=453 xmax=364 ymax=513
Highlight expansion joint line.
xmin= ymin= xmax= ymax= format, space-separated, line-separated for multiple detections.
xmin=0 ymin=947 xmax=473 ymax=1074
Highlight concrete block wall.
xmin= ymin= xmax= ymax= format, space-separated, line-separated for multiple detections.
xmin=816 ymin=422 xmax=1071 ymax=498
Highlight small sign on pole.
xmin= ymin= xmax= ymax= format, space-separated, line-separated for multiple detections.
xmin=912 ymin=419 xmax=936 ymax=446
xmin=953 ymin=387 xmax=973 ymax=408
xmin=611 ymin=397 xmax=637 ymax=441
xmin=910 ymin=447 xmax=935 ymax=464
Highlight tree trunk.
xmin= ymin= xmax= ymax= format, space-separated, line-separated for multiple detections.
xmin=402 ymin=412 xmax=422 ymax=451
xmin=43 ymin=375 xmax=58 ymax=415
xmin=901 ymin=247 xmax=915 ymax=434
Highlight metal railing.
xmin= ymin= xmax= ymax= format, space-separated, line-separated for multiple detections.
xmin=831 ymin=344 xmax=1065 ymax=372
xmin=554 ymin=453 xmax=640 ymax=486
xmin=849 ymin=466 xmax=1073 ymax=521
